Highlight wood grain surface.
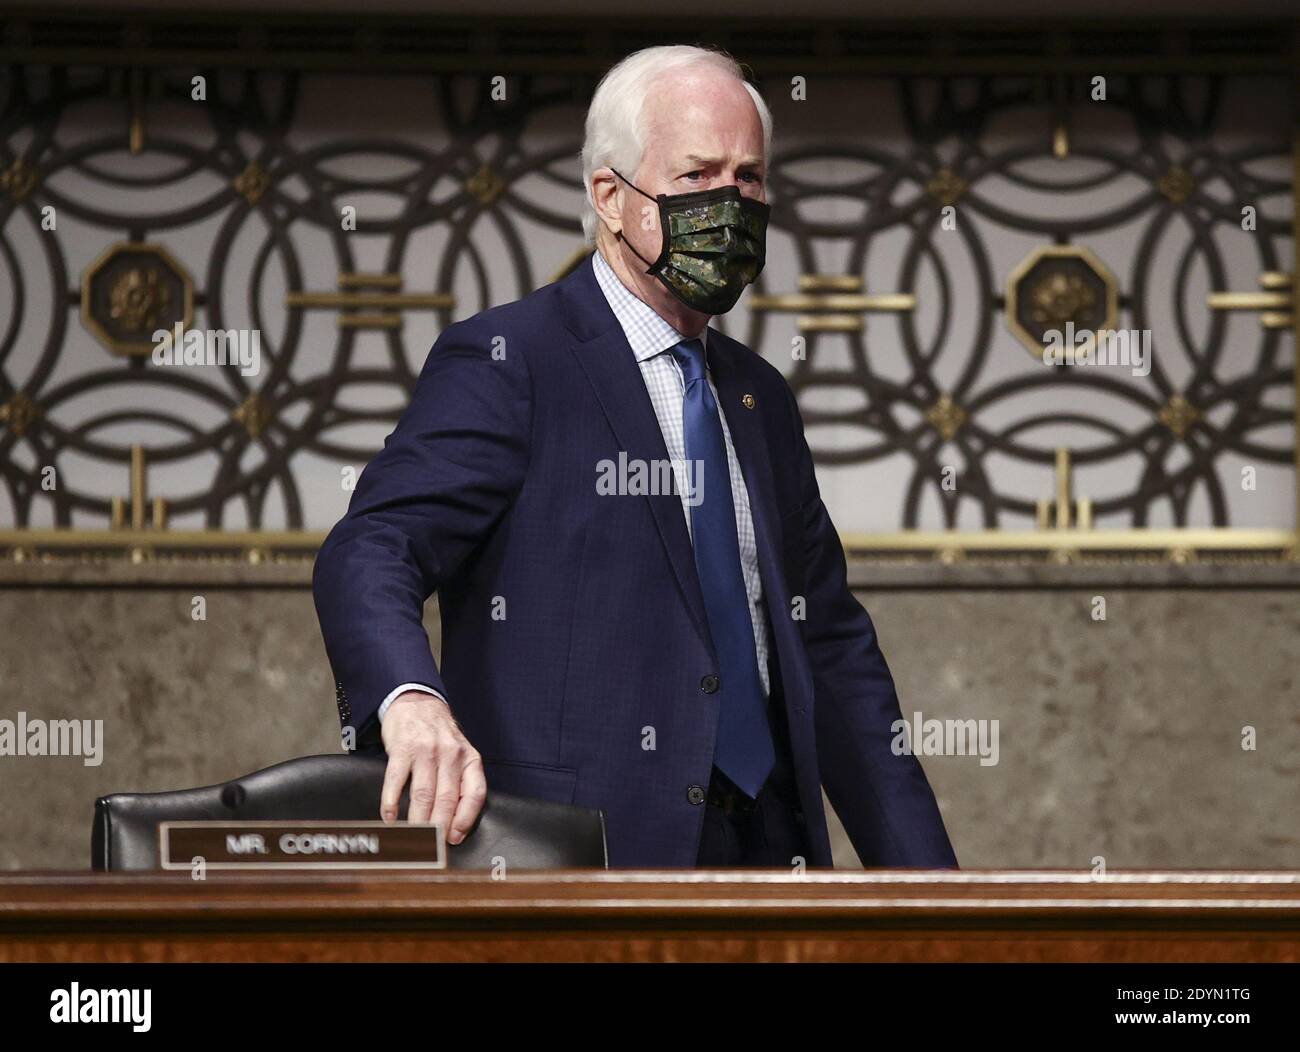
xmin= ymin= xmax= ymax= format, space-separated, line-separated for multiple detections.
xmin=2 ymin=870 xmax=1298 ymax=962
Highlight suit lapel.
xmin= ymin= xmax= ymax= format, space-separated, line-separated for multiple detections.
xmin=559 ymin=262 xmax=713 ymax=651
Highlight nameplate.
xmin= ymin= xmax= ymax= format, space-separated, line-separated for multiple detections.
xmin=158 ymin=821 xmax=447 ymax=870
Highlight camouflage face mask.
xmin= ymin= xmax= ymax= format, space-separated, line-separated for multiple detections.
xmin=612 ymin=169 xmax=770 ymax=316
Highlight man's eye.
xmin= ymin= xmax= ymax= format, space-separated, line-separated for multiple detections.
xmin=683 ymin=171 xmax=703 ymax=180
xmin=739 ymin=172 xmax=761 ymax=183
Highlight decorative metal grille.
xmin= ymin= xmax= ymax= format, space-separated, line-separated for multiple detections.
xmin=0 ymin=61 xmax=1293 ymax=538
xmin=745 ymin=75 xmax=1294 ymax=531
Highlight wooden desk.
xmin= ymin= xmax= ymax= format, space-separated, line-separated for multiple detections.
xmin=2 ymin=870 xmax=1299 ymax=963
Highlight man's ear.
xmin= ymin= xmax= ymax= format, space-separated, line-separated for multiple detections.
xmin=590 ymin=167 xmax=622 ymax=235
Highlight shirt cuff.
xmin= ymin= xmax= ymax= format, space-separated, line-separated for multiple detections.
xmin=377 ymin=683 xmax=448 ymax=722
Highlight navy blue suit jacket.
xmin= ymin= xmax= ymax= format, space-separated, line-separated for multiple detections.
xmin=312 ymin=253 xmax=958 ymax=869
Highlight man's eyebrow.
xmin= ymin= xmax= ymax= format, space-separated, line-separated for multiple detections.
xmin=681 ymin=153 xmax=765 ymax=168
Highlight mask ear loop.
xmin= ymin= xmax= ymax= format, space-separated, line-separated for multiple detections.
xmin=609 ymin=169 xmax=668 ymax=274
xmin=609 ymin=168 xmax=656 ymax=202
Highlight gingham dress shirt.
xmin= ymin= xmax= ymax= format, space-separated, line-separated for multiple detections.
xmin=592 ymin=248 xmax=772 ymax=697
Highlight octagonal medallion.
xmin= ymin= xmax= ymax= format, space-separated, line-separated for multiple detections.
xmin=81 ymin=242 xmax=194 ymax=357
xmin=1005 ymin=245 xmax=1119 ymax=361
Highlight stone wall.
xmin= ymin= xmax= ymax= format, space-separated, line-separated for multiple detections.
xmin=1 ymin=560 xmax=1296 ymax=871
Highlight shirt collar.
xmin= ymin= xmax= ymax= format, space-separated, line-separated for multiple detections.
xmin=591 ymin=246 xmax=708 ymax=364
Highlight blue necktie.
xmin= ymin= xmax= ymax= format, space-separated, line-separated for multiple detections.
xmin=671 ymin=338 xmax=775 ymax=799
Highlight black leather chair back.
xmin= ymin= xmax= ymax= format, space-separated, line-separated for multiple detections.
xmin=92 ymin=752 xmax=608 ymax=870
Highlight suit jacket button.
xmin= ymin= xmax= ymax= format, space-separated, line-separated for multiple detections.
xmin=687 ymin=785 xmax=707 ymax=805
xmin=700 ymin=674 xmax=720 ymax=694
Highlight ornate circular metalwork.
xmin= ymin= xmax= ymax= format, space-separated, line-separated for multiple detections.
xmin=0 ymin=67 xmax=1292 ymax=533
xmin=739 ymin=74 xmax=1293 ymax=530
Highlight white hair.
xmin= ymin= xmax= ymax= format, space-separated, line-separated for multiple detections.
xmin=580 ymin=45 xmax=773 ymax=242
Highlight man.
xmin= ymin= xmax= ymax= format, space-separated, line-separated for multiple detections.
xmin=313 ymin=44 xmax=957 ymax=869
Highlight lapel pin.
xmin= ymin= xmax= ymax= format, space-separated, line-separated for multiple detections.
xmin=742 ymin=394 xmax=756 ymax=409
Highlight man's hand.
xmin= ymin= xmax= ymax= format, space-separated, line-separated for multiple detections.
xmin=379 ymin=691 xmax=486 ymax=845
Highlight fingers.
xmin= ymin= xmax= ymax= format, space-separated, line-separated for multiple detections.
xmin=378 ymin=700 xmax=485 ymax=842
xmin=429 ymin=756 xmax=462 ymax=841
xmin=380 ymin=751 xmax=412 ymax=823
xmin=448 ymin=756 xmax=488 ymax=845
xmin=406 ymin=755 xmax=439 ymax=825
